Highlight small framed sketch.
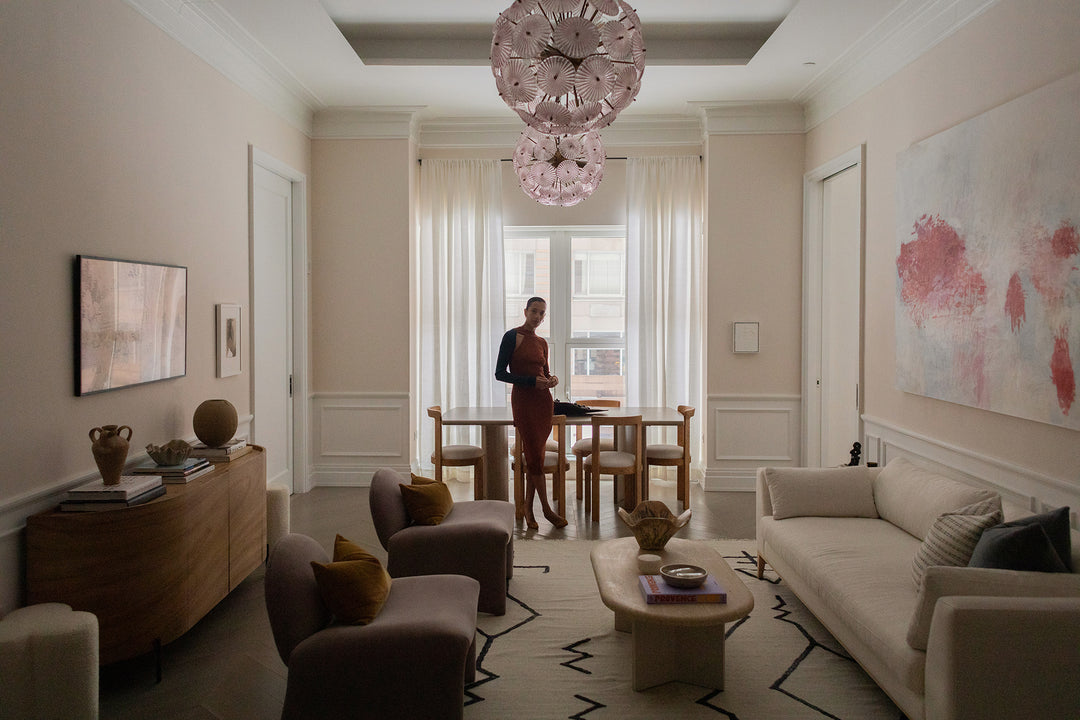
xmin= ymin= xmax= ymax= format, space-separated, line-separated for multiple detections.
xmin=216 ymin=304 xmax=242 ymax=377
xmin=733 ymin=321 xmax=759 ymax=354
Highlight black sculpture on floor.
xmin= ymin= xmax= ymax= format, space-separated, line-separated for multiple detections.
xmin=847 ymin=441 xmax=862 ymax=466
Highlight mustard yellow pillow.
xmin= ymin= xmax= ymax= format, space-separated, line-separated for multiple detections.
xmin=399 ymin=480 xmax=454 ymax=525
xmin=310 ymin=535 xmax=391 ymax=625
xmin=410 ymin=473 xmax=436 ymax=485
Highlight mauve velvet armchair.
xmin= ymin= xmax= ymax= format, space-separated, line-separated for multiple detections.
xmin=369 ymin=467 xmax=515 ymax=615
xmin=264 ymin=533 xmax=479 ymax=720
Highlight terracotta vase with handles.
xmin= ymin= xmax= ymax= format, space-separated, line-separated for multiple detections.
xmin=90 ymin=424 xmax=132 ymax=486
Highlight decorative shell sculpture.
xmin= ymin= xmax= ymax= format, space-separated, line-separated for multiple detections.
xmin=618 ymin=500 xmax=691 ymax=551
xmin=146 ymin=439 xmax=192 ymax=466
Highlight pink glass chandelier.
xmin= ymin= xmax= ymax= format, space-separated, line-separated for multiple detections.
xmin=491 ymin=0 xmax=645 ymax=136
xmin=513 ymin=125 xmax=605 ymax=207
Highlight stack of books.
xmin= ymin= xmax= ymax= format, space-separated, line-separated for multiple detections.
xmin=638 ymin=574 xmax=727 ymax=604
xmin=190 ymin=437 xmax=251 ymax=462
xmin=61 ymin=474 xmax=166 ymax=512
xmin=131 ymin=457 xmax=214 ymax=484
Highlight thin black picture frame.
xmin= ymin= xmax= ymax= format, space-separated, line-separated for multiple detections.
xmin=74 ymin=255 xmax=188 ymax=396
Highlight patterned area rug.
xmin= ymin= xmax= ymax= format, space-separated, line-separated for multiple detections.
xmin=467 ymin=539 xmax=902 ymax=720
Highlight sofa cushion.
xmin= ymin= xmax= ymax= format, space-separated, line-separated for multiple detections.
xmin=763 ymin=467 xmax=878 ymax=520
xmin=873 ymin=457 xmax=1000 ymax=540
xmin=906 ymin=564 xmax=1080 ymax=650
xmin=310 ymin=537 xmax=392 ymax=625
xmin=759 ymin=516 xmax=928 ymax=694
xmin=911 ymin=499 xmax=1002 ymax=590
xmin=400 ymin=480 xmax=454 ymax=525
xmin=970 ymin=506 xmax=1072 ymax=572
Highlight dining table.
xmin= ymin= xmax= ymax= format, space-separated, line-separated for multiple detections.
xmin=441 ymin=405 xmax=684 ymax=511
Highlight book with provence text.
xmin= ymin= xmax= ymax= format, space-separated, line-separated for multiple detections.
xmin=67 ymin=474 xmax=163 ymax=501
xmin=638 ymin=574 xmax=727 ymax=604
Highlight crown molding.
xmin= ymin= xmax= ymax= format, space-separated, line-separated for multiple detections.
xmin=799 ymin=0 xmax=999 ymax=129
xmin=312 ymin=107 xmax=424 ymax=140
xmin=691 ymin=101 xmax=805 ymax=135
xmin=122 ymin=0 xmax=319 ymax=136
xmin=416 ymin=114 xmax=705 ymax=150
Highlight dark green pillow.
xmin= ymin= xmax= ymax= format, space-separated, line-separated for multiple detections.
xmin=976 ymin=506 xmax=1072 ymax=571
xmin=968 ymin=522 xmax=1069 ymax=573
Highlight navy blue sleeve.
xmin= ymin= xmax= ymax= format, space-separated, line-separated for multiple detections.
xmin=494 ymin=329 xmax=536 ymax=386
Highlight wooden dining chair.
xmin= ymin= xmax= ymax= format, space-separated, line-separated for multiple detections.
xmin=566 ymin=399 xmax=621 ymax=503
xmin=643 ymin=405 xmax=695 ymax=508
xmin=513 ymin=415 xmax=568 ymax=520
xmin=582 ymin=414 xmax=643 ymax=522
xmin=427 ymin=406 xmax=485 ymax=500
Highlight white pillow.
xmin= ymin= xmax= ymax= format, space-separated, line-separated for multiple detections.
xmin=763 ymin=467 xmax=878 ymax=520
xmin=873 ymin=457 xmax=999 ymax=540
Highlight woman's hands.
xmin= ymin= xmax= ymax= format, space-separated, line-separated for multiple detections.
xmin=536 ymin=374 xmax=559 ymax=389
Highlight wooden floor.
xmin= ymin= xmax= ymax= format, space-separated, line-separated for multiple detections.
xmin=99 ymin=476 xmax=756 ymax=719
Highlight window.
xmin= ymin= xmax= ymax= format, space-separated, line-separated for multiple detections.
xmin=504 ymin=226 xmax=626 ymax=404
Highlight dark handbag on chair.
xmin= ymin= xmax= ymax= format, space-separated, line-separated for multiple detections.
xmin=553 ymin=400 xmax=607 ymax=416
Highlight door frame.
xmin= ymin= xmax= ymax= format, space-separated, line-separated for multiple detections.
xmin=801 ymin=145 xmax=865 ymax=467
xmin=249 ymin=146 xmax=310 ymax=492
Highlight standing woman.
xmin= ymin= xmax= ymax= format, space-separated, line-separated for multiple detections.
xmin=495 ymin=297 xmax=568 ymax=529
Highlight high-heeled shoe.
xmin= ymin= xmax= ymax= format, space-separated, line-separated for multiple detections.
xmin=544 ymin=509 xmax=568 ymax=528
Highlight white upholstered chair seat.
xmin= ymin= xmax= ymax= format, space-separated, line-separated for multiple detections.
xmin=573 ymin=437 xmax=614 ymax=454
xmin=583 ymin=450 xmax=636 ymax=469
xmin=438 ymin=445 xmax=485 ymax=462
xmin=646 ymin=443 xmax=682 ymax=461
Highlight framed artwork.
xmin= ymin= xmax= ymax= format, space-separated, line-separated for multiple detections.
xmin=75 ymin=255 xmax=187 ymax=396
xmin=216 ymin=303 xmax=242 ymax=378
xmin=733 ymin=322 xmax=759 ymax=353
xmin=895 ymin=71 xmax=1079 ymax=429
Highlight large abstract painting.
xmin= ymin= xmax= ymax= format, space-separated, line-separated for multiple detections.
xmin=895 ymin=71 xmax=1080 ymax=430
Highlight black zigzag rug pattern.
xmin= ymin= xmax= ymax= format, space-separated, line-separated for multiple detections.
xmin=465 ymin=540 xmax=901 ymax=720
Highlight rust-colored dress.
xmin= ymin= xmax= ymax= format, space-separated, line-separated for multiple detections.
xmin=507 ymin=326 xmax=553 ymax=473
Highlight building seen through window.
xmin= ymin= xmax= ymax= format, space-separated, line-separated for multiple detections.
xmin=504 ymin=227 xmax=626 ymax=406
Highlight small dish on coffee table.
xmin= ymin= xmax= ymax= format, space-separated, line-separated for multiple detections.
xmin=660 ymin=563 xmax=708 ymax=588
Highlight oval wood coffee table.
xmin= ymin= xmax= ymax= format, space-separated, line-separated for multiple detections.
xmin=590 ymin=537 xmax=755 ymax=691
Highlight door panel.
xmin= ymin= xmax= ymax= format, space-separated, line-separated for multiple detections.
xmin=252 ymin=164 xmax=293 ymax=489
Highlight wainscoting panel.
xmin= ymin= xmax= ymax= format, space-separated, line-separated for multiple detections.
xmin=863 ymin=415 xmax=1080 ymax=529
xmin=311 ymin=393 xmax=411 ymax=486
xmin=706 ymin=395 xmax=802 ymax=492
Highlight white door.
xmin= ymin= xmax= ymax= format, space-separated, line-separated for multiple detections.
xmin=252 ymin=163 xmax=294 ymax=490
xmin=820 ymin=165 xmax=862 ymax=467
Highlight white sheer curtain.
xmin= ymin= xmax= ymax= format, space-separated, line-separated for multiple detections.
xmin=626 ymin=156 xmax=705 ymax=467
xmin=415 ymin=159 xmax=505 ymax=470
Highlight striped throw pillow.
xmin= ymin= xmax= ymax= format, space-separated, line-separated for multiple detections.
xmin=912 ymin=498 xmax=1002 ymax=589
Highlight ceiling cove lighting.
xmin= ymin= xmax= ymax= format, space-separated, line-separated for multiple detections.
xmin=512 ymin=125 xmax=605 ymax=207
xmin=491 ymin=0 xmax=645 ymax=136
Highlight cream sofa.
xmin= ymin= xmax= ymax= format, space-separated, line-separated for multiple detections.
xmin=756 ymin=458 xmax=1080 ymax=720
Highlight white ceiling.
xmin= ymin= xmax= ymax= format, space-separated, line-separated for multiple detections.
xmin=206 ymin=0 xmax=911 ymax=122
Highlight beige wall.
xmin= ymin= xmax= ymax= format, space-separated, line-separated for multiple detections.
xmin=0 ymin=0 xmax=310 ymax=610
xmin=706 ymin=133 xmax=806 ymax=396
xmin=311 ymin=139 xmax=411 ymax=392
xmin=805 ymin=0 xmax=1080 ymax=482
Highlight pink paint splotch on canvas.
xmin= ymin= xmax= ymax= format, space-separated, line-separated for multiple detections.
xmin=1005 ymin=272 xmax=1026 ymax=333
xmin=897 ymin=214 xmax=988 ymax=326
xmin=1050 ymin=328 xmax=1076 ymax=415
xmin=1026 ymin=221 xmax=1080 ymax=309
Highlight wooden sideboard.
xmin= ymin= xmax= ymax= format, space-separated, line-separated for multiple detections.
xmin=25 ymin=446 xmax=267 ymax=665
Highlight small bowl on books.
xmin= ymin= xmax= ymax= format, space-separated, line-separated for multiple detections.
xmin=660 ymin=563 xmax=708 ymax=589
xmin=146 ymin=439 xmax=192 ymax=466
